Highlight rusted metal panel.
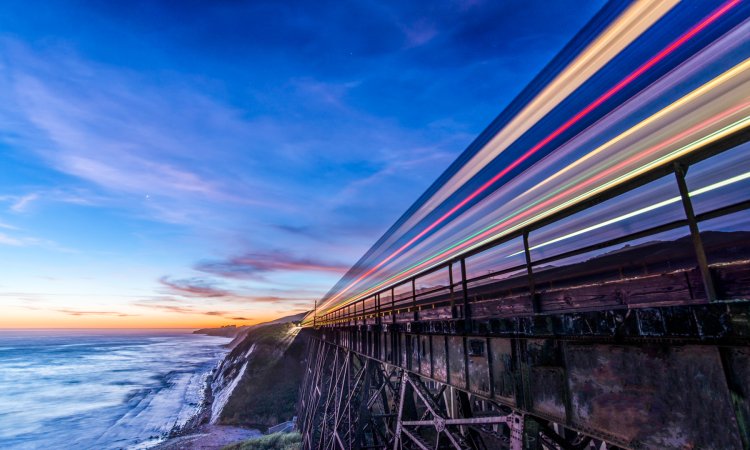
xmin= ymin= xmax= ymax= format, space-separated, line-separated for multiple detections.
xmin=431 ymin=335 xmax=448 ymax=383
xmin=400 ymin=333 xmax=407 ymax=367
xmin=375 ymin=330 xmax=381 ymax=360
xmin=529 ymin=367 xmax=567 ymax=422
xmin=565 ymin=344 xmax=743 ymax=449
xmin=718 ymin=264 xmax=750 ymax=299
xmin=626 ymin=271 xmax=706 ymax=306
xmin=467 ymin=301 xmax=749 ymax=342
xmin=489 ymin=338 xmax=516 ymax=405
xmin=526 ymin=339 xmax=567 ymax=423
xmin=383 ymin=330 xmax=391 ymax=362
xmin=537 ymin=269 xmax=706 ymax=311
xmin=470 ymin=295 xmax=531 ymax=319
xmin=415 ymin=304 xmax=453 ymax=321
xmin=723 ymin=347 xmax=750 ymax=448
xmin=467 ymin=338 xmax=491 ymax=397
xmin=407 ymin=334 xmax=418 ymax=371
xmin=447 ymin=336 xmax=467 ymax=389
xmin=728 ymin=301 xmax=750 ymax=338
xmin=539 ymin=284 xmax=625 ymax=312
xmin=395 ymin=310 xmax=413 ymax=323
xmin=419 ymin=335 xmax=431 ymax=376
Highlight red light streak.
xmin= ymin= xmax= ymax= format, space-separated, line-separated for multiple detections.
xmin=372 ymin=102 xmax=750 ymax=286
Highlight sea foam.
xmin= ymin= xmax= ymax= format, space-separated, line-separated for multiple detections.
xmin=0 ymin=329 xmax=230 ymax=449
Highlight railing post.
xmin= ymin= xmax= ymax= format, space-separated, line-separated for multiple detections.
xmin=392 ymin=288 xmax=396 ymax=325
xmin=448 ymin=263 xmax=457 ymax=319
xmin=674 ymin=162 xmax=717 ymax=301
xmin=523 ymin=231 xmax=540 ymax=313
xmin=376 ymin=294 xmax=380 ymax=326
xmin=412 ymin=278 xmax=418 ymax=322
xmin=460 ymin=258 xmax=471 ymax=329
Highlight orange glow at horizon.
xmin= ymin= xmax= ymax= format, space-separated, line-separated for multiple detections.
xmin=0 ymin=306 xmax=300 ymax=329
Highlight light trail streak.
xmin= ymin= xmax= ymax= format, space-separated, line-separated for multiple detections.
xmin=524 ymin=52 xmax=750 ymax=201
xmin=393 ymin=112 xmax=750 ymax=287
xmin=315 ymin=0 xmax=740 ymax=314
xmin=322 ymin=109 xmax=750 ymax=313
xmin=427 ymin=54 xmax=750 ymax=272
xmin=392 ymin=0 xmax=680 ymax=237
xmin=509 ymin=170 xmax=750 ymax=257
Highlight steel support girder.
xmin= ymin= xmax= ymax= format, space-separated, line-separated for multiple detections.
xmin=300 ymin=339 xmax=536 ymax=450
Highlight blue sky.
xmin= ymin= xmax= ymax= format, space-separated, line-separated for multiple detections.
xmin=0 ymin=0 xmax=604 ymax=327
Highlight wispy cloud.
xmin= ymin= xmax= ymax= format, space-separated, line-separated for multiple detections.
xmin=1 ymin=41 xmax=281 ymax=226
xmin=195 ymin=250 xmax=349 ymax=279
xmin=238 ymin=295 xmax=312 ymax=305
xmin=1 ymin=188 xmax=103 ymax=214
xmin=132 ymin=301 xmax=243 ymax=318
xmin=159 ymin=276 xmax=231 ymax=298
xmin=133 ymin=302 xmax=198 ymax=315
xmin=0 ymin=232 xmax=24 ymax=246
xmin=9 ymin=193 xmax=38 ymax=212
xmin=151 ymin=274 xmax=316 ymax=312
xmin=55 ymin=309 xmax=137 ymax=317
xmin=0 ymin=228 xmax=57 ymax=248
xmin=0 ymin=230 xmax=70 ymax=252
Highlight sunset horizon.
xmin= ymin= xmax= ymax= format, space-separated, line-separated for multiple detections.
xmin=0 ymin=307 xmax=301 ymax=328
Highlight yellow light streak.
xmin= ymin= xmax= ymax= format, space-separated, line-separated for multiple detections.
xmin=383 ymin=0 xmax=680 ymax=242
xmin=524 ymin=58 xmax=750 ymax=198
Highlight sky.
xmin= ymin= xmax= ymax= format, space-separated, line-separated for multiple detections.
xmin=0 ymin=0 xmax=605 ymax=328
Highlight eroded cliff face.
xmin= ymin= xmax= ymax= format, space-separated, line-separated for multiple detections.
xmin=208 ymin=321 xmax=309 ymax=429
xmin=210 ymin=343 xmax=255 ymax=423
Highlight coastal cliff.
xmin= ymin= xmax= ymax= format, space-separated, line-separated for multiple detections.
xmin=157 ymin=313 xmax=308 ymax=448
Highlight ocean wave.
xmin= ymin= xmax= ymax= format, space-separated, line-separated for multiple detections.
xmin=0 ymin=331 xmax=230 ymax=449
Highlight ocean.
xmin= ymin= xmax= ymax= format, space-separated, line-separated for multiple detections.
xmin=0 ymin=329 xmax=231 ymax=449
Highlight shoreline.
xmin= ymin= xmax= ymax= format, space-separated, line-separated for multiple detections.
xmin=152 ymin=336 xmax=261 ymax=449
xmin=0 ymin=330 xmax=235 ymax=449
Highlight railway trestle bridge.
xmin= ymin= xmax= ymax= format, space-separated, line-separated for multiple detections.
xmin=295 ymin=1 xmax=750 ymax=447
